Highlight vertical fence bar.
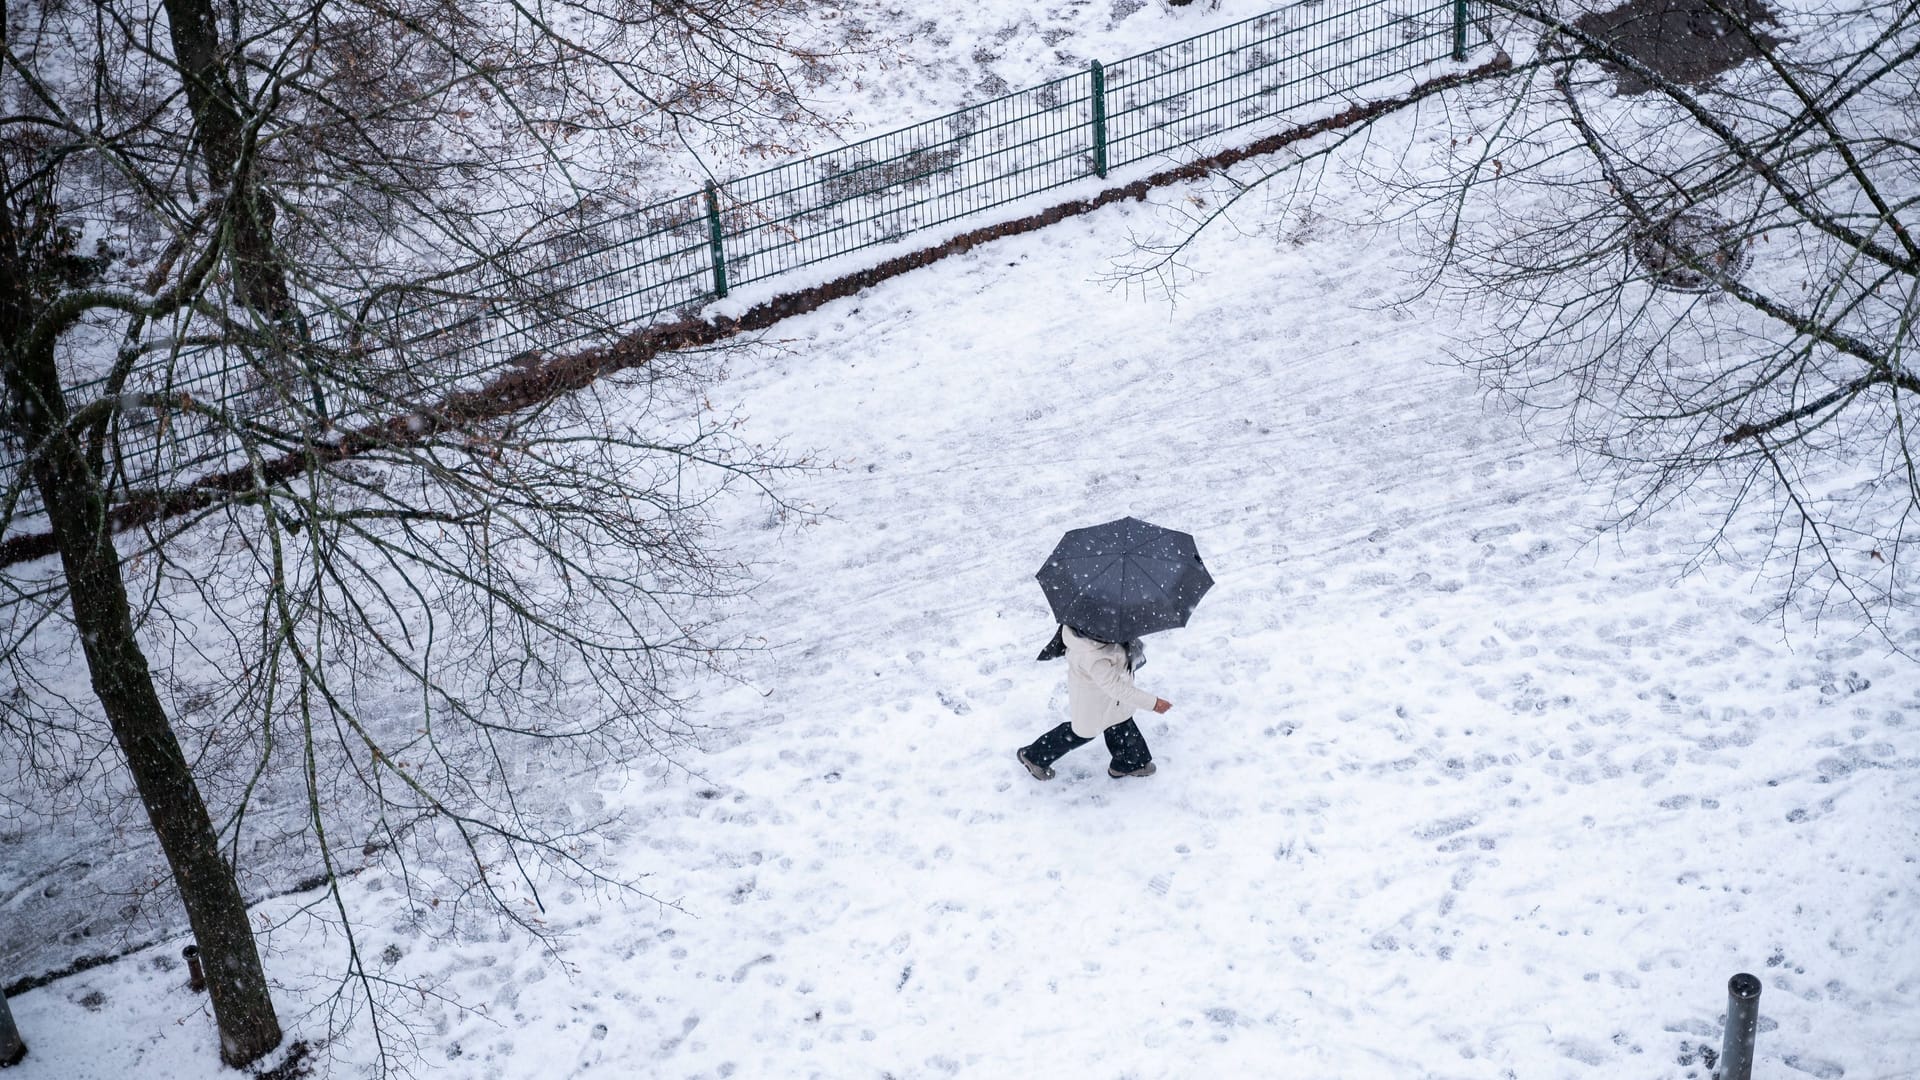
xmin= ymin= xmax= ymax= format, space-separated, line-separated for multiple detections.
xmin=1090 ymin=60 xmax=1109 ymax=179
xmin=1452 ymin=0 xmax=1468 ymax=60
xmin=1718 ymin=973 xmax=1761 ymax=1080
xmin=704 ymin=181 xmax=729 ymax=299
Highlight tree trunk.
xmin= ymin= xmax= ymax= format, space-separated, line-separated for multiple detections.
xmin=161 ymin=0 xmax=293 ymax=319
xmin=1 ymin=277 xmax=283 ymax=1069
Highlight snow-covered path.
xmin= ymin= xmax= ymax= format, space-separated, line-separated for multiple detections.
xmin=9 ymin=97 xmax=1919 ymax=1080
xmin=611 ymin=194 xmax=1919 ymax=1078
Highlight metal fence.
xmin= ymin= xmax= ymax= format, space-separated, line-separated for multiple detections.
xmin=693 ymin=0 xmax=1477 ymax=311
xmin=6 ymin=0 xmax=1487 ymax=497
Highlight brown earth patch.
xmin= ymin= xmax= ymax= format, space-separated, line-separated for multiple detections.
xmin=1574 ymin=0 xmax=1785 ymax=94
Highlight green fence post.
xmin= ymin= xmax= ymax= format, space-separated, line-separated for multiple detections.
xmin=704 ymin=180 xmax=729 ymax=299
xmin=1452 ymin=0 xmax=1468 ymax=61
xmin=1090 ymin=60 xmax=1109 ymax=179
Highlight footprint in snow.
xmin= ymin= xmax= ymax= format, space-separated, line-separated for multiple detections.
xmin=1781 ymin=1054 xmax=1847 ymax=1078
xmin=1415 ymin=814 xmax=1478 ymax=841
xmin=658 ymin=1015 xmax=700 ymax=1055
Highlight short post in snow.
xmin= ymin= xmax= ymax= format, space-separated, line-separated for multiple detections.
xmin=1717 ymin=972 xmax=1762 ymax=1080
xmin=1090 ymin=60 xmax=1109 ymax=179
xmin=704 ymin=181 xmax=729 ymax=300
xmin=0 ymin=987 xmax=26 ymax=1068
xmin=183 ymin=944 xmax=206 ymax=993
xmin=1452 ymin=0 xmax=1468 ymax=62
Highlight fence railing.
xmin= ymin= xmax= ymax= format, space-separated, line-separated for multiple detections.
xmin=621 ymin=0 xmax=1479 ymax=326
xmin=3 ymin=1 xmax=1489 ymax=502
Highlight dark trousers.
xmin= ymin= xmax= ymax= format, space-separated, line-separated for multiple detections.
xmin=1021 ymin=719 xmax=1152 ymax=773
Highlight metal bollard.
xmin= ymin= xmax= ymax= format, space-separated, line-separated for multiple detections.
xmin=0 ymin=988 xmax=26 ymax=1068
xmin=183 ymin=944 xmax=206 ymax=993
xmin=1718 ymin=972 xmax=1762 ymax=1080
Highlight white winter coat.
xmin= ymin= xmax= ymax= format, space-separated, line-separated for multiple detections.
xmin=1062 ymin=625 xmax=1160 ymax=738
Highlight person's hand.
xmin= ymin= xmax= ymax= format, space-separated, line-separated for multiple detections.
xmin=1153 ymin=698 xmax=1172 ymax=714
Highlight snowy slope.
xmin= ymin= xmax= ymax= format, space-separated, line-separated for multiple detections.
xmin=652 ymin=1 xmax=1261 ymax=191
xmin=9 ymin=114 xmax=1919 ymax=1078
xmin=4 ymin=2 xmax=1920 ymax=1078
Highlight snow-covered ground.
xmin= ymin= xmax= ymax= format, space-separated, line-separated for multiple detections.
xmin=5 ymin=2 xmax=1920 ymax=1078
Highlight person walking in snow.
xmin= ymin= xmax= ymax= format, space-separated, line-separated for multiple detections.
xmin=1017 ymin=624 xmax=1172 ymax=780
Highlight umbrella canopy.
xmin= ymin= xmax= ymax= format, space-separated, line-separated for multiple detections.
xmin=1035 ymin=516 xmax=1213 ymax=642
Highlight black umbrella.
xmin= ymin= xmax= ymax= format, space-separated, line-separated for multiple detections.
xmin=1035 ymin=516 xmax=1213 ymax=642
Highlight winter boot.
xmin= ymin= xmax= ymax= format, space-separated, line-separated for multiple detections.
xmin=1017 ymin=748 xmax=1055 ymax=781
xmin=1108 ymin=762 xmax=1157 ymax=778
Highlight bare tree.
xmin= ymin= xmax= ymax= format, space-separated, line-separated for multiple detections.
xmin=0 ymin=133 xmax=285 ymax=1066
xmin=2 ymin=0 xmax=836 ymax=1068
xmin=1130 ymin=0 xmax=1920 ymax=640
xmin=1400 ymin=0 xmax=1920 ymax=638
